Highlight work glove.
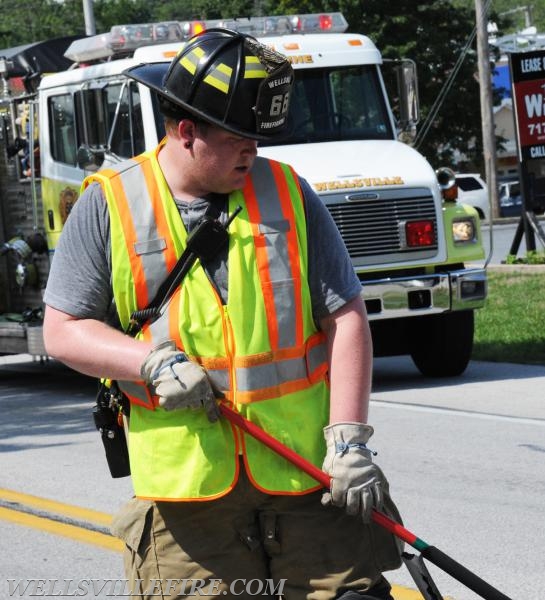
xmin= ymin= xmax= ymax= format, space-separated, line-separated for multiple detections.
xmin=321 ymin=422 xmax=386 ymax=523
xmin=141 ymin=340 xmax=219 ymax=422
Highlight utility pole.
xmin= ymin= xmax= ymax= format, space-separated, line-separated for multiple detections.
xmin=82 ymin=0 xmax=96 ymax=36
xmin=475 ymin=0 xmax=499 ymax=219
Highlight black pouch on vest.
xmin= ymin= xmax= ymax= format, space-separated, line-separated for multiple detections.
xmin=93 ymin=380 xmax=131 ymax=478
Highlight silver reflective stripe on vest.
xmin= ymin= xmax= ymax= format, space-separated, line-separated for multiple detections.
xmin=147 ymin=315 xmax=170 ymax=342
xmin=206 ymin=368 xmax=230 ymax=393
xmin=250 ymin=159 xmax=297 ymax=350
xmin=111 ymin=161 xmax=171 ymax=304
xmin=235 ymin=343 xmax=327 ymax=391
xmin=308 ymin=340 xmax=328 ymax=376
xmin=118 ymin=379 xmax=153 ymax=409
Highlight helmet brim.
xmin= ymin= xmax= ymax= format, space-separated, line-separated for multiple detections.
xmin=124 ymin=62 xmax=291 ymax=142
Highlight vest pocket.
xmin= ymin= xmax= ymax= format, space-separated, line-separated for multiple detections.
xmin=133 ymin=238 xmax=167 ymax=255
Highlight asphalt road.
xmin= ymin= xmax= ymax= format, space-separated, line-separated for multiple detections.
xmin=0 ymin=219 xmax=541 ymax=600
xmin=371 ymin=355 xmax=544 ymax=600
xmin=1 ymin=354 xmax=543 ymax=600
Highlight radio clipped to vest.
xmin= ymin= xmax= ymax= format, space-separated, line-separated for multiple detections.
xmin=129 ymin=205 xmax=242 ymax=334
xmin=93 ymin=380 xmax=131 ymax=478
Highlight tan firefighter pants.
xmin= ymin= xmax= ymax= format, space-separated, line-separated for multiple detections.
xmin=111 ymin=462 xmax=402 ymax=600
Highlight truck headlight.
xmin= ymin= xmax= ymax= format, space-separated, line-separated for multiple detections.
xmin=452 ymin=218 xmax=477 ymax=243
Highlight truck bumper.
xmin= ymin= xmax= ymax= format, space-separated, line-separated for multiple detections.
xmin=0 ymin=270 xmax=487 ymax=354
xmin=361 ymin=267 xmax=487 ymax=320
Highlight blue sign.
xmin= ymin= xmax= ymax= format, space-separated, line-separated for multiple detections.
xmin=493 ymin=63 xmax=512 ymax=98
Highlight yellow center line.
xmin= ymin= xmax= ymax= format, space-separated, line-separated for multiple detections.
xmin=0 ymin=506 xmax=122 ymax=552
xmin=0 ymin=488 xmax=436 ymax=599
xmin=0 ymin=487 xmax=112 ymax=526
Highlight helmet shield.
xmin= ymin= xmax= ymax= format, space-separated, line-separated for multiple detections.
xmin=124 ymin=28 xmax=294 ymax=140
xmin=246 ymin=37 xmax=293 ymax=135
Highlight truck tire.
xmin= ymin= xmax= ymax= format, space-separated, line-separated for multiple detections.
xmin=410 ymin=310 xmax=474 ymax=377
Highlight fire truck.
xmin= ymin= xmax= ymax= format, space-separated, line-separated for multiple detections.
xmin=0 ymin=13 xmax=487 ymax=377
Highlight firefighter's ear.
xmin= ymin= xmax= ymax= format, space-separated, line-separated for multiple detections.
xmin=178 ymin=119 xmax=197 ymax=148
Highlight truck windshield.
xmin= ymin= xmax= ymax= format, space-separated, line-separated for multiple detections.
xmin=261 ymin=65 xmax=393 ymax=146
xmin=150 ymin=65 xmax=393 ymax=146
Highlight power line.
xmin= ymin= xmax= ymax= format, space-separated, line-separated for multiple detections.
xmin=414 ymin=0 xmax=492 ymax=150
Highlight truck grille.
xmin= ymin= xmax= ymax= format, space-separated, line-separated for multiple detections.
xmin=325 ymin=188 xmax=438 ymax=264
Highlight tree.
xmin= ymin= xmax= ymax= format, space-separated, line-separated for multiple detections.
xmin=93 ymin=0 xmax=154 ymax=29
xmin=367 ymin=1 xmax=488 ymax=170
xmin=0 ymin=0 xmax=86 ymax=47
xmin=273 ymin=0 xmax=497 ymax=171
xmin=454 ymin=0 xmax=545 ymax=34
xmin=0 ymin=0 xmax=509 ymax=173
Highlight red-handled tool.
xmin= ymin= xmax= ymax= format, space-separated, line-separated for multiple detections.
xmin=219 ymin=403 xmax=513 ymax=600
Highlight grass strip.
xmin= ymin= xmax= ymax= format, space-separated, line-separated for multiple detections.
xmin=473 ymin=269 xmax=545 ymax=365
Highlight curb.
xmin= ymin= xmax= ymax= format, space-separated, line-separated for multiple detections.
xmin=486 ymin=263 xmax=545 ymax=273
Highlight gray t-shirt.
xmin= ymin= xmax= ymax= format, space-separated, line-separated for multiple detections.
xmin=44 ymin=177 xmax=361 ymax=328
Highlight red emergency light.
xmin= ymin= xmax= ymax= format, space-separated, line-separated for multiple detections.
xmin=179 ymin=13 xmax=348 ymax=38
xmin=319 ymin=14 xmax=333 ymax=30
xmin=406 ymin=220 xmax=435 ymax=247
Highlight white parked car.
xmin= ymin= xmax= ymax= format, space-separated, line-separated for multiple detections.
xmin=455 ymin=173 xmax=490 ymax=221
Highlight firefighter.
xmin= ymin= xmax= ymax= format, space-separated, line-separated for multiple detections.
xmin=43 ymin=29 xmax=402 ymax=599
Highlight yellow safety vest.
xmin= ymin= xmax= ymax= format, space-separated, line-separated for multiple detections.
xmin=84 ymin=144 xmax=330 ymax=501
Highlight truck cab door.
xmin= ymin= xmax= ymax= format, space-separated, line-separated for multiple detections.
xmin=75 ymin=80 xmax=146 ymax=171
xmin=39 ymin=78 xmax=146 ymax=252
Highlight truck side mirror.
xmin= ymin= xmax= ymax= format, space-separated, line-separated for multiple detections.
xmin=382 ymin=58 xmax=420 ymax=145
xmin=75 ymin=86 xmax=109 ymax=149
xmin=395 ymin=59 xmax=419 ymax=144
xmin=76 ymin=144 xmax=105 ymax=171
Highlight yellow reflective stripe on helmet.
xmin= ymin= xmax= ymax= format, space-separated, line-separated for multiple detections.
xmin=204 ymin=62 xmax=232 ymax=94
xmin=245 ymin=56 xmax=267 ymax=79
xmin=180 ymin=46 xmax=205 ymax=75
